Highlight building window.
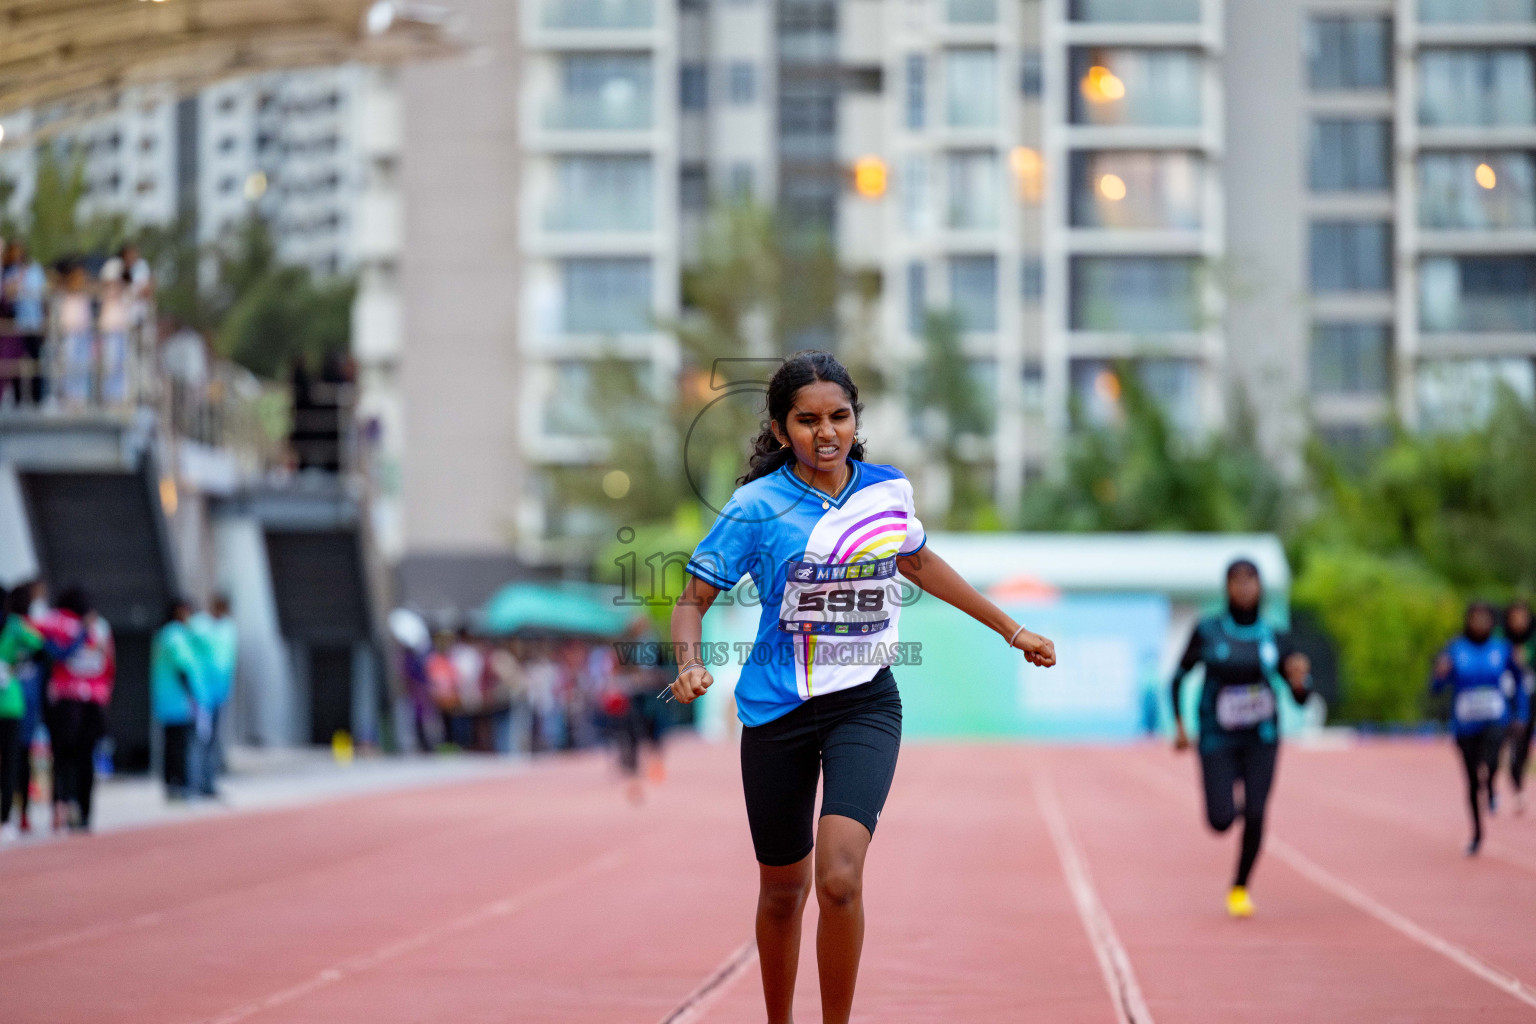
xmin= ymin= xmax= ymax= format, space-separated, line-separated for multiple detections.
xmin=728 ymin=62 xmax=757 ymax=104
xmin=1071 ymin=358 xmax=1200 ymax=433
xmin=1021 ymin=258 xmax=1044 ymax=301
xmin=219 ymin=135 xmax=237 ymax=154
xmin=219 ymin=176 xmax=237 ymax=194
xmin=562 ymin=258 xmax=653 ymax=334
xmin=554 ymin=55 xmax=654 ymax=130
xmin=1311 ymin=324 xmax=1392 ymax=395
xmin=946 ymin=150 xmax=1000 ymax=230
xmin=946 ymin=48 xmax=999 ymax=129
xmin=1069 ymin=0 xmax=1199 ymax=22
xmin=778 ymin=79 xmax=837 ymax=160
xmin=680 ymin=63 xmax=709 ymax=111
xmin=1310 ymin=222 xmax=1392 ymax=292
xmin=1070 ymin=48 xmax=1202 ymax=127
xmin=946 ymin=0 xmax=996 ymax=24
xmin=1307 ymin=17 xmax=1391 ymax=90
xmin=1418 ymin=358 xmax=1536 ymax=432
xmin=1419 ymin=48 xmax=1536 ymax=126
xmin=900 ymin=153 xmax=930 ymax=232
xmin=1419 ymin=152 xmax=1536 ymax=229
xmin=1420 ymin=0 xmax=1536 ymax=22
xmin=728 ymin=162 xmax=755 ymax=199
xmin=949 ymin=255 xmax=998 ymax=332
xmin=1420 ymin=255 xmax=1536 ymax=331
xmin=549 ymin=156 xmax=655 ymax=232
xmin=1070 ymin=150 xmax=1202 ymax=229
xmin=1070 ymin=256 xmax=1200 ymax=332
xmin=680 ymin=163 xmax=708 ymax=211
xmin=907 ymin=261 xmax=927 ymax=334
xmin=906 ymin=54 xmax=926 ymax=130
xmin=1309 ymin=118 xmax=1391 ymax=191
xmin=1020 ymin=50 xmax=1043 ymax=98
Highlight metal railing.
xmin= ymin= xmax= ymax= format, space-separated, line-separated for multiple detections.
xmin=0 ymin=305 xmax=331 ymax=479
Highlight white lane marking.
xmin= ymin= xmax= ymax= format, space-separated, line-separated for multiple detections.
xmin=1316 ymin=787 xmax=1536 ymax=876
xmin=1126 ymin=754 xmax=1536 ymax=1011
xmin=1034 ymin=773 xmax=1156 ymax=1024
xmin=655 ymin=940 xmax=759 ymax=1024
xmin=192 ymin=847 xmax=628 ymax=1024
xmin=1269 ymin=838 xmax=1536 ymax=1010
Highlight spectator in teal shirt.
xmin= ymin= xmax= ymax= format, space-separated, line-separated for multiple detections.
xmin=152 ymin=599 xmax=205 ymax=800
xmin=189 ymin=595 xmax=237 ymax=797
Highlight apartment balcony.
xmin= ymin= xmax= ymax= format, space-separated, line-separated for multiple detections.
xmin=522 ymin=91 xmax=661 ymax=153
xmin=1062 ymin=227 xmax=1205 ymax=255
xmin=1417 ymin=228 xmax=1536 ymax=254
xmin=523 ymin=0 xmax=661 ymax=49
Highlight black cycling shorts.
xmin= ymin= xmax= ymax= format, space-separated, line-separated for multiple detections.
xmin=739 ymin=667 xmax=903 ymax=867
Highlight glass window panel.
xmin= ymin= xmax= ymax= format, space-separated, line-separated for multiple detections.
xmin=541 ymin=0 xmax=654 ymax=29
xmin=1418 ymin=358 xmax=1536 ymax=432
xmin=1070 ymin=150 xmax=1203 ymax=229
xmin=1307 ymin=17 xmax=1391 ymax=90
xmin=1070 ymin=358 xmax=1200 ymax=432
xmin=562 ymin=258 xmax=653 ymax=334
xmin=906 ymin=55 xmax=926 ymax=130
xmin=947 ymin=0 xmax=997 ymax=24
xmin=1420 ymin=256 xmax=1536 ymax=331
xmin=1419 ymin=49 xmax=1536 ymax=126
xmin=1418 ymin=152 xmax=1536 ymax=228
xmin=1309 ymin=222 xmax=1392 ymax=292
xmin=1309 ymin=119 xmax=1391 ymax=191
xmin=1420 ymin=0 xmax=1536 ymax=23
xmin=680 ymin=63 xmax=708 ymax=111
xmin=1021 ymin=257 xmax=1044 ymax=301
xmin=1070 ymin=48 xmax=1202 ymax=127
xmin=946 ymin=150 xmax=1001 ymax=229
xmin=1020 ymin=50 xmax=1044 ymax=97
xmin=728 ymin=62 xmax=757 ymax=105
xmin=946 ymin=49 xmax=999 ymax=128
xmin=1070 ymin=256 xmax=1200 ymax=331
xmin=779 ymin=79 xmax=837 ymax=159
xmin=949 ymin=255 xmax=998 ymax=332
xmin=901 ymin=153 xmax=930 ymax=233
xmin=550 ymin=55 xmax=653 ymax=130
xmin=548 ymin=156 xmax=654 ymax=231
xmin=908 ymin=262 xmax=927 ymax=334
xmin=1069 ymin=0 xmax=1199 ymax=22
xmin=778 ymin=1 xmax=837 ymax=65
xmin=679 ymin=163 xmax=708 ymax=211
xmin=1310 ymin=323 xmax=1392 ymax=394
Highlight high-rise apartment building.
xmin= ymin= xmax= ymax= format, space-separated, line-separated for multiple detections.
xmin=395 ymin=0 xmax=1536 ymax=583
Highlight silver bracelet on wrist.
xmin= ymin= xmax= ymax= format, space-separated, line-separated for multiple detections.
xmin=1006 ymin=623 xmax=1027 ymax=649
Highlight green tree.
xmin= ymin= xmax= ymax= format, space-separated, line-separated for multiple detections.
xmin=1019 ymin=364 xmax=1284 ymax=533
xmin=24 ymin=148 xmax=128 ymax=264
xmin=909 ymin=310 xmax=998 ymax=529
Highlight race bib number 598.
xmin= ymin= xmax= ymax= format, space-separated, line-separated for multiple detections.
xmin=779 ymin=555 xmax=896 ymax=636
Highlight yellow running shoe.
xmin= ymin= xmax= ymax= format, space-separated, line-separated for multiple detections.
xmin=1227 ymin=886 xmax=1254 ymax=918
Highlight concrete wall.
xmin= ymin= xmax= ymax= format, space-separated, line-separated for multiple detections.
xmin=398 ymin=0 xmax=524 ymax=556
xmin=0 ymin=462 xmax=39 ymax=587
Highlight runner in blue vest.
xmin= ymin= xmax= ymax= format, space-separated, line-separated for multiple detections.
xmin=1500 ymin=600 xmax=1533 ymax=813
xmin=1171 ymin=559 xmax=1311 ymax=918
xmin=668 ymin=351 xmax=1056 ymax=1024
xmin=1434 ymin=601 xmax=1519 ymax=853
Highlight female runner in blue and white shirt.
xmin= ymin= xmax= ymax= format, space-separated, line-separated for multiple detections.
xmin=669 ymin=351 xmax=1057 ymax=1024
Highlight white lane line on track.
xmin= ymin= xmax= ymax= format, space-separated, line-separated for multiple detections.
xmin=1034 ymin=773 xmax=1156 ymax=1024
xmin=1315 ymin=787 xmax=1536 ymax=876
xmin=654 ymin=940 xmax=759 ymax=1024
xmin=1269 ymin=838 xmax=1536 ymax=1011
xmin=190 ymin=847 xmax=628 ymax=1024
xmin=1124 ymin=755 xmax=1536 ymax=1011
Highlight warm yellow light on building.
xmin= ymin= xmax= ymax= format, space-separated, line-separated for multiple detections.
xmin=1097 ymin=173 xmax=1127 ymax=201
xmin=159 ymin=476 xmax=179 ymax=516
xmin=1081 ymin=65 xmax=1125 ymax=103
xmin=1475 ymin=162 xmax=1497 ymax=190
xmin=1010 ymin=146 xmax=1044 ymax=203
xmin=852 ymin=156 xmax=887 ymax=198
xmin=1094 ymin=369 xmax=1122 ymax=404
xmin=603 ymin=470 xmax=632 ymax=500
xmin=244 ymin=171 xmax=268 ymax=200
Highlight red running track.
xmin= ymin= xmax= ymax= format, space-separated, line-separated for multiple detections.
xmin=2 ymin=738 xmax=1535 ymax=1023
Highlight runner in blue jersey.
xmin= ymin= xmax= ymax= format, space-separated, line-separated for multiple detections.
xmin=1171 ymin=559 xmax=1312 ymax=918
xmin=669 ymin=351 xmax=1057 ymax=1024
xmin=1433 ymin=601 xmax=1519 ymax=853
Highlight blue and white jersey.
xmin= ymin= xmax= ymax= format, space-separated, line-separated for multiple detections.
xmin=686 ymin=460 xmax=926 ymax=727
xmin=1434 ymin=636 xmax=1517 ymax=736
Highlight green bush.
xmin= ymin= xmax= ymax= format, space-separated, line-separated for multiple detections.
xmin=1292 ymin=547 xmax=1462 ymax=723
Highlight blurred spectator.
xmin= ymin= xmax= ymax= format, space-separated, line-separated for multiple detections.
xmin=488 ymin=641 xmax=532 ymax=754
xmin=151 ymin=598 xmax=205 ymax=801
xmin=37 ymin=587 xmax=113 ymax=832
xmin=1 ymin=240 xmax=47 ymax=405
xmin=55 ymin=259 xmax=95 ymax=408
xmin=0 ymin=584 xmax=45 ymax=841
xmin=424 ymin=632 xmax=459 ymax=749
xmin=5 ymin=582 xmax=50 ymax=834
xmin=96 ymin=257 xmax=130 ymax=405
xmin=190 ymin=595 xmax=238 ymax=797
xmin=120 ymin=243 xmax=154 ymax=328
